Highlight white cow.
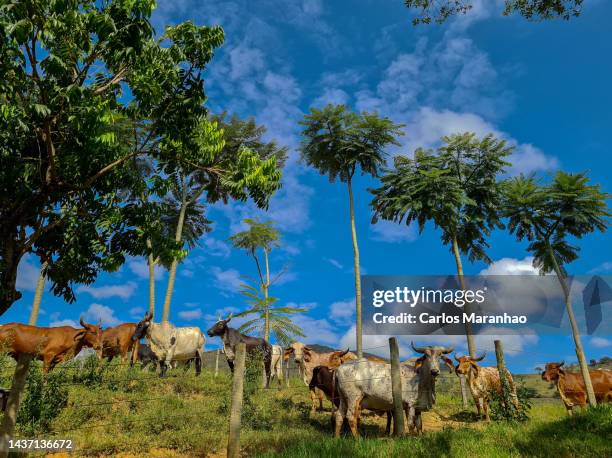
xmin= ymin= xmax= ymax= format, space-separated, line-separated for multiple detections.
xmin=133 ymin=312 xmax=205 ymax=377
xmin=334 ymin=344 xmax=454 ymax=438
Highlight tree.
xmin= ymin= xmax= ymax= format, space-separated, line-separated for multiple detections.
xmin=371 ymin=133 xmax=512 ymax=357
xmin=300 ymin=104 xmax=404 ymax=357
xmin=502 ymin=171 xmax=610 ymax=407
xmin=236 ymin=281 xmax=306 ymax=346
xmin=404 ymin=0 xmax=583 ymax=25
xmin=0 ymin=0 xmax=229 ymax=315
xmin=158 ymin=114 xmax=286 ymax=323
xmin=229 ymin=219 xmax=282 ymax=341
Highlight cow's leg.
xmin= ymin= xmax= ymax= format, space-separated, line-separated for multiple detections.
xmin=318 ymin=388 xmax=324 ymax=410
xmin=476 ymin=397 xmax=484 ymax=419
xmin=335 ymin=395 xmax=347 ymax=438
xmin=483 ymin=399 xmax=491 ymax=422
xmin=159 ymin=360 xmax=168 ymax=378
xmin=415 ymin=411 xmax=423 ymax=435
xmin=309 ymin=388 xmax=319 ymax=416
xmin=227 ymin=359 xmax=235 ymax=374
xmin=264 ymin=355 xmax=271 ymax=389
xmin=385 ymin=411 xmax=392 ymax=436
xmin=347 ymin=395 xmax=363 ymax=439
xmin=195 ymin=350 xmax=203 ymax=376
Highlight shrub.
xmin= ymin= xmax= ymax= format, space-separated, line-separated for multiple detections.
xmin=488 ymin=380 xmax=532 ymax=422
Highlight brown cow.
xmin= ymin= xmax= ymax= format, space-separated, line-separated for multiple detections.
xmin=0 ymin=318 xmax=103 ymax=373
xmin=455 ymin=353 xmax=519 ymax=421
xmin=101 ymin=323 xmax=140 ymax=365
xmin=283 ymin=342 xmax=357 ymax=414
xmin=541 ymin=362 xmax=612 ymax=415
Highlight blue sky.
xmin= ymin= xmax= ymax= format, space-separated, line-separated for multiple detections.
xmin=6 ymin=0 xmax=612 ymax=373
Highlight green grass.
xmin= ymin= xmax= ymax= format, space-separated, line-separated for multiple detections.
xmin=1 ymin=357 xmax=610 ymax=457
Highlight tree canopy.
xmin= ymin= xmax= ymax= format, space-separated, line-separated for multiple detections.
xmin=502 ymin=171 xmax=610 ymax=277
xmin=0 ymin=0 xmax=281 ymax=315
xmin=371 ymin=133 xmax=512 ymax=264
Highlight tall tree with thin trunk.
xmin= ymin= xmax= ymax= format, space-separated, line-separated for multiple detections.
xmin=300 ymin=105 xmax=404 ymax=357
xmin=229 ymin=219 xmax=281 ymax=341
xmin=370 ymin=133 xmax=512 ymax=358
xmin=502 ymin=172 xmax=610 ymax=407
xmin=160 ymin=173 xmax=212 ymax=322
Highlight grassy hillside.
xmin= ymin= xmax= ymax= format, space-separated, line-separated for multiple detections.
xmin=0 ymin=356 xmax=610 ymax=457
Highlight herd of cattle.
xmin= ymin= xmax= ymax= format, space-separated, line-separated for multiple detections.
xmin=0 ymin=313 xmax=611 ymax=437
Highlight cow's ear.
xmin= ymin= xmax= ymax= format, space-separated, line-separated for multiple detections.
xmin=303 ymin=350 xmax=312 ymax=362
xmin=283 ymin=348 xmax=293 ymax=359
xmin=74 ymin=330 xmax=87 ymax=341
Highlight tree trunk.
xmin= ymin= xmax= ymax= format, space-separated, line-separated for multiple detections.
xmin=263 ymin=250 xmax=271 ymax=342
xmin=452 ymin=235 xmax=476 ymax=359
xmin=546 ymin=242 xmax=597 ymax=407
xmin=347 ymin=178 xmax=363 ymax=358
xmin=0 ymin=231 xmax=23 ymax=317
xmin=146 ymin=239 xmax=156 ymax=317
xmin=161 ymin=200 xmax=188 ymax=323
xmin=29 ymin=261 xmax=48 ymax=325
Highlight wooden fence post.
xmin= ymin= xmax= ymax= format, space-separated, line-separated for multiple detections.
xmin=0 ymin=355 xmax=33 ymax=458
xmin=285 ymin=358 xmax=290 ymax=388
xmin=215 ymin=349 xmax=220 ymax=377
xmin=389 ymin=337 xmax=405 ymax=437
xmin=494 ymin=340 xmax=510 ymax=413
xmin=227 ymin=343 xmax=246 ymax=458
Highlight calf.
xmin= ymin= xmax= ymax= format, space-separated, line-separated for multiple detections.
xmin=207 ymin=315 xmax=272 ymax=388
xmin=101 ymin=323 xmax=139 ymax=365
xmin=136 ymin=343 xmax=159 ymax=369
xmin=133 ymin=312 xmax=205 ymax=377
xmin=284 ymin=342 xmax=356 ymax=414
xmin=0 ymin=319 xmax=103 ymax=373
xmin=454 ymin=353 xmax=519 ymax=421
xmin=542 ymin=362 xmax=612 ymax=415
xmin=334 ymin=343 xmax=454 ymax=438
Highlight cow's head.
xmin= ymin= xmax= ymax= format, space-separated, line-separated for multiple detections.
xmin=284 ymin=342 xmax=311 ymax=364
xmin=76 ymin=317 xmax=103 ymax=358
xmin=541 ymin=362 xmax=564 ymax=382
xmin=133 ymin=311 xmax=153 ymax=341
xmin=454 ymin=352 xmax=486 ymax=377
xmin=411 ymin=342 xmax=454 ymax=378
xmin=207 ymin=314 xmax=232 ymax=338
xmin=327 ymin=348 xmax=356 ymax=368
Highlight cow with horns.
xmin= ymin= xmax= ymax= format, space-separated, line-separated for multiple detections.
xmin=334 ymin=343 xmax=454 ymax=438
xmin=541 ymin=362 xmax=612 ymax=415
xmin=132 ymin=312 xmax=206 ymax=377
xmin=206 ymin=314 xmax=273 ymax=388
xmin=454 ymin=352 xmax=519 ymax=421
xmin=0 ymin=318 xmax=103 ymax=373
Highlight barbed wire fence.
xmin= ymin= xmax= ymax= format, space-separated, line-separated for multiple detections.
xmin=0 ymin=341 xmax=577 ymax=456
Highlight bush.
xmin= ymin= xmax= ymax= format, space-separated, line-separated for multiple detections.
xmin=488 ymin=379 xmax=531 ymax=422
xmin=17 ymin=362 xmax=69 ymax=435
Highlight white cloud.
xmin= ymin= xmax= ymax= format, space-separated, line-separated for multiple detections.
xmin=313 ymin=88 xmax=350 ymax=107
xmin=370 ymin=219 xmax=418 ymax=243
xmin=50 ymin=319 xmax=79 ymax=328
xmin=589 ymin=261 xmax=612 ymax=274
xmin=178 ymin=308 xmax=203 ymax=320
xmin=184 ymin=302 xmax=200 ymax=308
xmin=180 ymin=269 xmax=194 ymax=278
xmin=298 ymin=316 xmax=341 ymax=347
xmin=128 ymin=259 xmax=164 ymax=281
xmin=507 ymin=144 xmax=560 ymax=175
xmin=129 ymin=307 xmax=146 ymax=319
xmin=329 ymin=298 xmax=355 ymax=325
xmin=210 ymin=267 xmax=243 ymax=295
xmin=16 ymin=254 xmax=44 ymax=292
xmin=76 ymin=281 xmax=137 ymax=301
xmin=326 ymin=258 xmax=344 ymax=269
xmin=591 ymin=337 xmax=612 ymax=348
xmin=202 ymin=237 xmax=231 ymax=258
xmin=479 ymin=257 xmax=539 ymax=275
xmin=84 ymin=303 xmax=121 ymax=327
